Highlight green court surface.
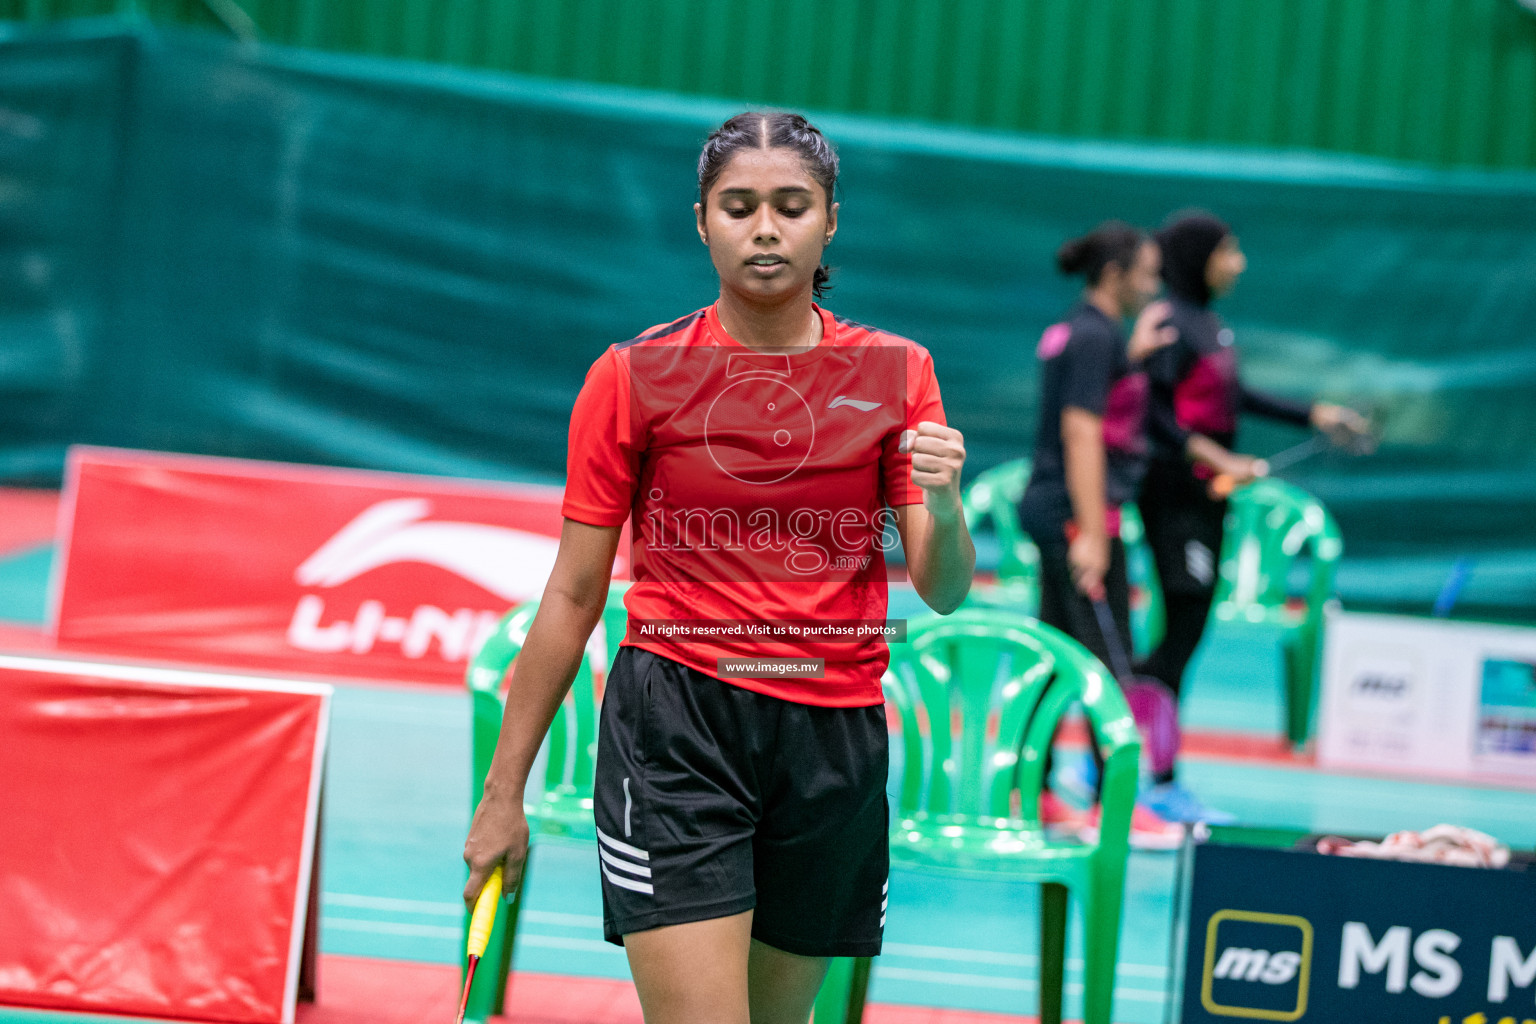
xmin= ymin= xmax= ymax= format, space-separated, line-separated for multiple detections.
xmin=5 ymin=550 xmax=1536 ymax=1022
xmin=315 ymin=620 xmax=1536 ymax=1024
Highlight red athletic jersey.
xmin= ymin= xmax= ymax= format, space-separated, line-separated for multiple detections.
xmin=562 ymin=303 xmax=946 ymax=707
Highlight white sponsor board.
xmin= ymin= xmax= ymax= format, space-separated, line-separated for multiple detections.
xmin=1318 ymin=609 xmax=1536 ymax=786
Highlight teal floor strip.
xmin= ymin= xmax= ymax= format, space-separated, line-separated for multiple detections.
xmin=0 ymin=544 xmax=52 ymax=625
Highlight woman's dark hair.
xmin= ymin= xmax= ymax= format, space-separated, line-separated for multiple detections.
xmin=1155 ymin=209 xmax=1231 ymax=307
xmin=1054 ymin=220 xmax=1147 ymax=286
xmin=698 ymin=111 xmax=839 ymax=298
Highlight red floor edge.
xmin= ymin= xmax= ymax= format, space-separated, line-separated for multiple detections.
xmin=302 ymin=954 xmax=1059 ymax=1024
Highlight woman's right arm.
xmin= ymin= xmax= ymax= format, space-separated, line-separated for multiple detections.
xmin=461 ymin=518 xmax=623 ymax=907
xmin=1186 ymin=433 xmax=1268 ymax=484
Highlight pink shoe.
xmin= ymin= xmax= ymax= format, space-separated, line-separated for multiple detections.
xmin=1079 ymin=802 xmax=1185 ymax=851
xmin=1039 ymin=790 xmax=1090 ymax=832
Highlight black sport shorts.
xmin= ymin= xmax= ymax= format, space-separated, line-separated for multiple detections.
xmin=593 ymin=645 xmax=889 ymax=958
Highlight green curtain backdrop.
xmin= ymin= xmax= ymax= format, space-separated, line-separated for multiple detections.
xmin=5 ymin=0 xmax=1536 ymax=171
xmin=2 ymin=22 xmax=1535 ymax=610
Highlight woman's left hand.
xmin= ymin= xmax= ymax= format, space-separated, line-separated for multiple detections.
xmin=900 ymin=421 xmax=967 ymax=521
xmin=1127 ymin=299 xmax=1177 ymax=362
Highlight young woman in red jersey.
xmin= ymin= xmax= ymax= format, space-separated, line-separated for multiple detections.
xmin=462 ymin=112 xmax=974 ymax=1024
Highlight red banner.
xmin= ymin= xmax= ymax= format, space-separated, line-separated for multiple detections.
xmin=0 ymin=655 xmax=328 ymax=1024
xmin=52 ymin=447 xmax=619 ymax=685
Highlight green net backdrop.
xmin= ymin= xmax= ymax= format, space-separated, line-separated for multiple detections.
xmin=2 ymin=22 xmax=1534 ymax=611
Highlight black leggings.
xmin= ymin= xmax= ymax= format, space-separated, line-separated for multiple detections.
xmin=1029 ymin=534 xmax=1131 ymax=796
xmin=1139 ymin=591 xmax=1217 ymax=705
xmin=1137 ymin=463 xmax=1228 ymax=782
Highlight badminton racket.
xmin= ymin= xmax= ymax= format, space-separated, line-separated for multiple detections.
xmin=1090 ymin=596 xmax=1181 ymax=779
xmin=455 ymin=865 xmax=503 ymax=1024
xmin=1208 ymin=409 xmax=1380 ymax=499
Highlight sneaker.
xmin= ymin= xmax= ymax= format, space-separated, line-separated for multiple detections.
xmin=1079 ymin=801 xmax=1185 ymax=852
xmin=1140 ymin=781 xmax=1237 ymax=826
xmin=1039 ymin=790 xmax=1090 ymax=832
xmin=1051 ymin=751 xmax=1100 ymax=805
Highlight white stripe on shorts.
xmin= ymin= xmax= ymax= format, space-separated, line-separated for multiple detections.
xmin=597 ymin=827 xmax=650 ymax=861
xmin=599 ymin=846 xmax=652 ymax=878
xmin=601 ymin=861 xmax=655 ymax=894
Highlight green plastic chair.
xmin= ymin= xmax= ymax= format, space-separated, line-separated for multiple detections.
xmin=1213 ymin=478 xmax=1342 ymax=747
xmin=961 ymin=458 xmax=1165 ymax=656
xmin=814 ymin=610 xmax=1141 ymax=1024
xmin=960 ymin=459 xmax=1040 ymax=611
xmin=460 ymin=584 xmax=630 ymax=1022
xmin=1118 ymin=502 xmax=1167 ymax=657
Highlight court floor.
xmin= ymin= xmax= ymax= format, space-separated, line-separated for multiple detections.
xmin=3 ymin=491 xmax=1535 ymax=1024
xmin=311 ymin=635 xmax=1536 ymax=1024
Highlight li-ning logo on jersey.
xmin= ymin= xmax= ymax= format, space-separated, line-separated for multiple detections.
xmin=637 ymin=342 xmax=907 ymax=579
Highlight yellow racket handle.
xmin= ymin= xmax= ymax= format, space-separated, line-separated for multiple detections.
xmin=466 ymin=866 xmax=503 ymax=958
